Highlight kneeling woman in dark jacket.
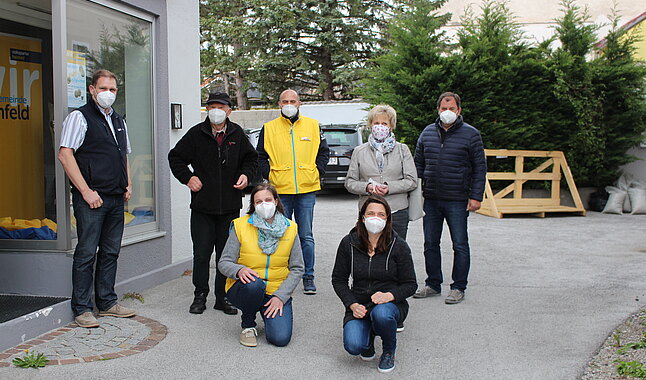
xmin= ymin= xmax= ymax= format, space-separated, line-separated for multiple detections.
xmin=331 ymin=194 xmax=417 ymax=373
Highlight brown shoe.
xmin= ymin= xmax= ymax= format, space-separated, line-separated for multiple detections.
xmin=239 ymin=327 xmax=257 ymax=347
xmin=75 ymin=311 xmax=100 ymax=328
xmin=98 ymin=304 xmax=136 ymax=318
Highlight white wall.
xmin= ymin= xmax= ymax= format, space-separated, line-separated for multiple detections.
xmin=438 ymin=0 xmax=644 ymax=45
xmin=167 ymin=1 xmax=201 ymax=263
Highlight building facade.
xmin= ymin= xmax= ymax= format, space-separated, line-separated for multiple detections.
xmin=0 ymin=0 xmax=199 ymax=324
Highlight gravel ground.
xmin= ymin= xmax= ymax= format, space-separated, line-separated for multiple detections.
xmin=582 ymin=308 xmax=646 ymax=379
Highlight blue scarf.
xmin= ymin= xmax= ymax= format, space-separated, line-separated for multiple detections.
xmin=368 ymin=133 xmax=397 ymax=171
xmin=251 ymin=212 xmax=289 ymax=254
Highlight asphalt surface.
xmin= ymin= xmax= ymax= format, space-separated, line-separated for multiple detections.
xmin=1 ymin=190 xmax=645 ymax=379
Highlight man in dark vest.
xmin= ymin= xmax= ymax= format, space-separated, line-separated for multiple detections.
xmin=169 ymin=92 xmax=258 ymax=315
xmin=58 ymin=69 xmax=136 ymax=328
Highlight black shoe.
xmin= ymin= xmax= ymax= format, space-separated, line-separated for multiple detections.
xmin=396 ymin=321 xmax=404 ymax=333
xmin=214 ymin=299 xmax=238 ymax=315
xmin=378 ymin=351 xmax=395 ymax=373
xmin=360 ymin=345 xmax=376 ymax=361
xmin=189 ymin=294 xmax=207 ymax=314
xmin=303 ymin=276 xmax=317 ymax=295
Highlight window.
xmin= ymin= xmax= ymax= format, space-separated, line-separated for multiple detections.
xmin=0 ymin=1 xmax=56 ymax=242
xmin=66 ymin=0 xmax=156 ymax=239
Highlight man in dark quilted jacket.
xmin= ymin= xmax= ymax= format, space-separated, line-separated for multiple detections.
xmin=413 ymin=92 xmax=486 ymax=304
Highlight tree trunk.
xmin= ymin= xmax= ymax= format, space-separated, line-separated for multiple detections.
xmin=235 ymin=69 xmax=248 ymax=110
xmin=320 ymin=48 xmax=335 ymax=101
xmin=232 ymin=41 xmax=249 ymax=109
xmin=223 ymin=73 xmax=230 ymax=94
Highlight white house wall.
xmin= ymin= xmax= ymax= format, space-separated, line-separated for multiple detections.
xmin=167 ymin=0 xmax=201 ymax=264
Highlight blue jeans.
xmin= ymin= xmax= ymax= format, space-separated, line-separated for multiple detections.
xmin=422 ymin=198 xmax=470 ymax=292
xmin=71 ymin=191 xmax=124 ymax=316
xmin=226 ymin=278 xmax=293 ymax=347
xmin=391 ymin=208 xmax=409 ymax=240
xmin=279 ymin=192 xmax=316 ymax=278
xmin=343 ymin=303 xmax=400 ymax=354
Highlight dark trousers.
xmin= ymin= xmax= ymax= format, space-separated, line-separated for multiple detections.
xmin=422 ymin=198 xmax=470 ymax=292
xmin=71 ymin=192 xmax=124 ymax=316
xmin=190 ymin=210 xmax=239 ymax=301
xmin=391 ymin=208 xmax=409 ymax=240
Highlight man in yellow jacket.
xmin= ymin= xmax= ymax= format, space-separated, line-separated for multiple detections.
xmin=257 ymin=89 xmax=329 ymax=294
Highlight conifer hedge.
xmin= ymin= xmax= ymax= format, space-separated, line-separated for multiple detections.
xmin=361 ymin=0 xmax=646 ymax=186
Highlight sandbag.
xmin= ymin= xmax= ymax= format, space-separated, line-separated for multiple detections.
xmin=628 ymin=181 xmax=646 ymax=214
xmin=602 ymin=186 xmax=626 ymax=214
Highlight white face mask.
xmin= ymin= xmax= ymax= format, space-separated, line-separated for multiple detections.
xmin=439 ymin=110 xmax=457 ymax=125
xmin=208 ymin=108 xmax=227 ymax=125
xmin=281 ymin=104 xmax=298 ymax=118
xmin=364 ymin=216 xmax=386 ymax=234
xmin=96 ymin=91 xmax=116 ymax=109
xmin=255 ymin=201 xmax=277 ymax=220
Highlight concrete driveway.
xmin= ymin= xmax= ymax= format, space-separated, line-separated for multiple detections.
xmin=2 ymin=191 xmax=645 ymax=379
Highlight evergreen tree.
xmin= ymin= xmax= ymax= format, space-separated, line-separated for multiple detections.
xmin=200 ymin=0 xmax=389 ymax=105
xmin=360 ymin=0 xmax=451 ymax=145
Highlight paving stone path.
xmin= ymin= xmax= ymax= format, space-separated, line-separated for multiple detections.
xmin=0 ymin=315 xmax=166 ymax=367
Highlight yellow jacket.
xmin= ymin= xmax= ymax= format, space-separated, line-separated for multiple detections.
xmin=225 ymin=214 xmax=298 ymax=295
xmin=262 ymin=115 xmax=322 ymax=194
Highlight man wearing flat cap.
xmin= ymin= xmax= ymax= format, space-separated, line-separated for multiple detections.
xmin=169 ymin=92 xmax=258 ymax=315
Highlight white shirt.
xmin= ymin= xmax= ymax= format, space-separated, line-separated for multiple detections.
xmin=60 ymin=104 xmax=132 ymax=153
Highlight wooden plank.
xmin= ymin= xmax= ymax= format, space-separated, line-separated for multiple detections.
xmin=485 ymin=149 xmax=557 ymax=158
xmin=488 ymin=172 xmax=559 ymax=181
xmin=493 ymin=159 xmax=554 ymax=199
xmin=494 ymin=198 xmax=560 ymax=206
xmin=483 ymin=179 xmax=501 ymax=218
xmin=514 ymin=156 xmax=524 ymax=199
xmin=559 ymin=152 xmax=586 ymax=213
xmin=551 ymin=155 xmax=561 ymax=202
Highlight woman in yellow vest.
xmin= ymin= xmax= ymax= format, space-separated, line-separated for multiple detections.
xmin=219 ymin=183 xmax=304 ymax=347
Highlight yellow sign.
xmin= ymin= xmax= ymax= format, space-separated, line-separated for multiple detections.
xmin=0 ymin=33 xmax=44 ymax=220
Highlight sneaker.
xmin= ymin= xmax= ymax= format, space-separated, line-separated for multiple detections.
xmin=396 ymin=321 xmax=405 ymax=333
xmin=360 ymin=345 xmax=375 ymax=361
xmin=98 ymin=304 xmax=136 ymax=318
xmin=239 ymin=327 xmax=258 ymax=347
xmin=74 ymin=311 xmax=99 ymax=328
xmin=378 ymin=351 xmax=395 ymax=373
xmin=413 ymin=285 xmax=441 ymax=298
xmin=303 ymin=277 xmax=317 ymax=295
xmin=189 ymin=294 xmax=207 ymax=314
xmin=445 ymin=289 xmax=465 ymax=304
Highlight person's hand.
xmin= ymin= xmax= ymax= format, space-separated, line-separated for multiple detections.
xmin=187 ymin=176 xmax=203 ymax=192
xmin=467 ymin=199 xmax=481 ymax=211
xmin=263 ymin=296 xmax=284 ymax=318
xmin=233 ymin=174 xmax=248 ymax=190
xmin=237 ymin=267 xmax=259 ymax=284
xmin=123 ymin=184 xmax=132 ymax=202
xmin=349 ymin=303 xmax=368 ymax=319
xmin=366 ymin=183 xmax=374 ymax=194
xmin=374 ymin=184 xmax=389 ymax=196
xmin=82 ymin=189 xmax=103 ymax=209
xmin=371 ymin=291 xmax=394 ymax=304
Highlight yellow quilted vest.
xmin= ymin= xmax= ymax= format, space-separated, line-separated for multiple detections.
xmin=262 ymin=115 xmax=322 ymax=194
xmin=225 ymin=214 xmax=298 ymax=295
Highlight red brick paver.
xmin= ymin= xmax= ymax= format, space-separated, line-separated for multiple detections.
xmin=0 ymin=315 xmax=167 ymax=367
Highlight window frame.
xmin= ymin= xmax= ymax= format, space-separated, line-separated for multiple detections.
xmin=0 ymin=0 xmax=160 ymax=252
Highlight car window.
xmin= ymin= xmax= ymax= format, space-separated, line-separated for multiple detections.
xmin=323 ymin=130 xmax=359 ymax=147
